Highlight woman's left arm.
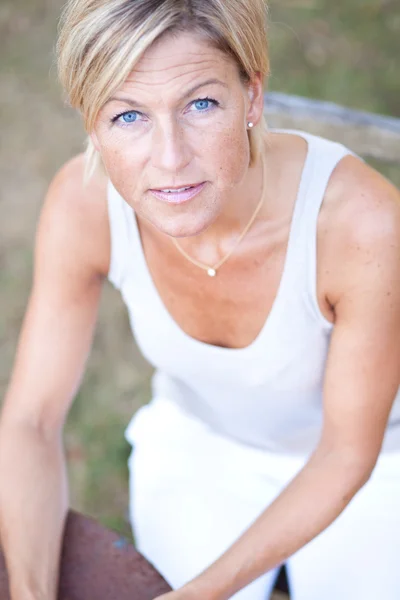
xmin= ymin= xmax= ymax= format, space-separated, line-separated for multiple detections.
xmin=155 ymin=165 xmax=400 ymax=600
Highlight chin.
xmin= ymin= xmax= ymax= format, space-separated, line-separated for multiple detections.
xmin=138 ymin=189 xmax=220 ymax=238
xmin=146 ymin=207 xmax=218 ymax=239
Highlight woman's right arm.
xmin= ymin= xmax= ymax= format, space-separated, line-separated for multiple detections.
xmin=0 ymin=156 xmax=110 ymax=600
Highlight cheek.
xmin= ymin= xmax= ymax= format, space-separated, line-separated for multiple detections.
xmin=206 ymin=123 xmax=250 ymax=189
xmin=98 ymin=129 xmax=135 ymax=171
xmin=96 ymin=135 xmax=144 ymax=206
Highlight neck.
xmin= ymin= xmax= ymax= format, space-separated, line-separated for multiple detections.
xmin=175 ymin=153 xmax=267 ymax=265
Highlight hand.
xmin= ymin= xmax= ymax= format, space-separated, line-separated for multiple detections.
xmin=153 ymin=585 xmax=211 ymax=600
xmin=153 ymin=591 xmax=196 ymax=600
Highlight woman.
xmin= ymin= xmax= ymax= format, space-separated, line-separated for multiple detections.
xmin=0 ymin=1 xmax=399 ymax=599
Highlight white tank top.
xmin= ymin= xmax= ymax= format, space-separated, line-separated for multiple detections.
xmin=107 ymin=129 xmax=400 ymax=455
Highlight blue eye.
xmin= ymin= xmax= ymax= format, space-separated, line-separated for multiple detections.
xmin=111 ymin=110 xmax=145 ymax=126
xmin=121 ymin=111 xmax=138 ymax=123
xmin=194 ymin=99 xmax=211 ymax=111
xmin=190 ymin=98 xmax=219 ymax=113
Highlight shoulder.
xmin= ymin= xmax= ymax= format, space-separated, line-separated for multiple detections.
xmin=38 ymin=154 xmax=110 ymax=278
xmin=321 ymin=154 xmax=400 ymax=307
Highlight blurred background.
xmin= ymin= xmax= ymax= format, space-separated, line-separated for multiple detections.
xmin=0 ymin=0 xmax=399 ymax=537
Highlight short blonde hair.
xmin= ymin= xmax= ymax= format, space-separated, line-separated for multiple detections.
xmin=57 ymin=0 xmax=270 ymax=178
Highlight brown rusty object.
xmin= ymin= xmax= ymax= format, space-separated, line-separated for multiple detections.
xmin=0 ymin=510 xmax=172 ymax=600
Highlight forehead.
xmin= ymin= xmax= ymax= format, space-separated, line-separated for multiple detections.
xmin=123 ymin=31 xmax=239 ymax=90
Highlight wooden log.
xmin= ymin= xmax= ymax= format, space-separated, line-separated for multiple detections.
xmin=264 ymin=91 xmax=400 ymax=165
xmin=0 ymin=510 xmax=172 ymax=600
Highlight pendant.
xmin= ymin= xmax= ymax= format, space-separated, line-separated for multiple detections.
xmin=207 ymin=268 xmax=217 ymax=277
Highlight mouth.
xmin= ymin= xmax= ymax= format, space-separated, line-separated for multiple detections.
xmin=149 ymin=182 xmax=206 ymax=205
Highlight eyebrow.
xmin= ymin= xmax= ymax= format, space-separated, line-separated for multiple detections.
xmin=105 ymin=78 xmax=228 ymax=108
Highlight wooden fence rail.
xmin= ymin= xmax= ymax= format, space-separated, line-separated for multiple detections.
xmin=264 ymin=92 xmax=400 ymax=165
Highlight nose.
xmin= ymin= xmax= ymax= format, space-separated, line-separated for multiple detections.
xmin=151 ymin=117 xmax=191 ymax=175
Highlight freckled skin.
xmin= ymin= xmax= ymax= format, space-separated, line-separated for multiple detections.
xmin=91 ymin=32 xmax=265 ymax=240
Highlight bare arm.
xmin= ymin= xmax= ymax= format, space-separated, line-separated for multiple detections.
xmin=0 ymin=156 xmax=110 ymax=600
xmin=168 ymin=160 xmax=400 ymax=600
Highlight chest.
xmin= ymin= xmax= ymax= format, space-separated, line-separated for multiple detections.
xmin=133 ymin=208 xmax=336 ymax=351
xmin=138 ymin=221 xmax=292 ymax=350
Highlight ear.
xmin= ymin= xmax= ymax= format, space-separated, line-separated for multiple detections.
xmin=89 ymin=130 xmax=101 ymax=153
xmin=246 ymin=72 xmax=264 ymax=127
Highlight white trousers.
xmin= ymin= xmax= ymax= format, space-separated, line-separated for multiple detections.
xmin=127 ymin=397 xmax=400 ymax=600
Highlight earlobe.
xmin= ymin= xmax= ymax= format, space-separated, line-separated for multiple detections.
xmin=247 ymin=72 xmax=264 ymax=127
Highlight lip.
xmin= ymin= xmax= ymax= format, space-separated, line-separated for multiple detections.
xmin=149 ymin=182 xmax=206 ymax=205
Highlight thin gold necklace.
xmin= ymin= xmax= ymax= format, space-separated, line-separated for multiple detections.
xmin=171 ymin=159 xmax=266 ymax=277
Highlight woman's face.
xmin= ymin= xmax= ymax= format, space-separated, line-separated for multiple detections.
xmin=91 ymin=31 xmax=263 ymax=237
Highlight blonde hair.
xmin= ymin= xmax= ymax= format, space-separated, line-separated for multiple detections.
xmin=57 ymin=0 xmax=270 ymax=178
